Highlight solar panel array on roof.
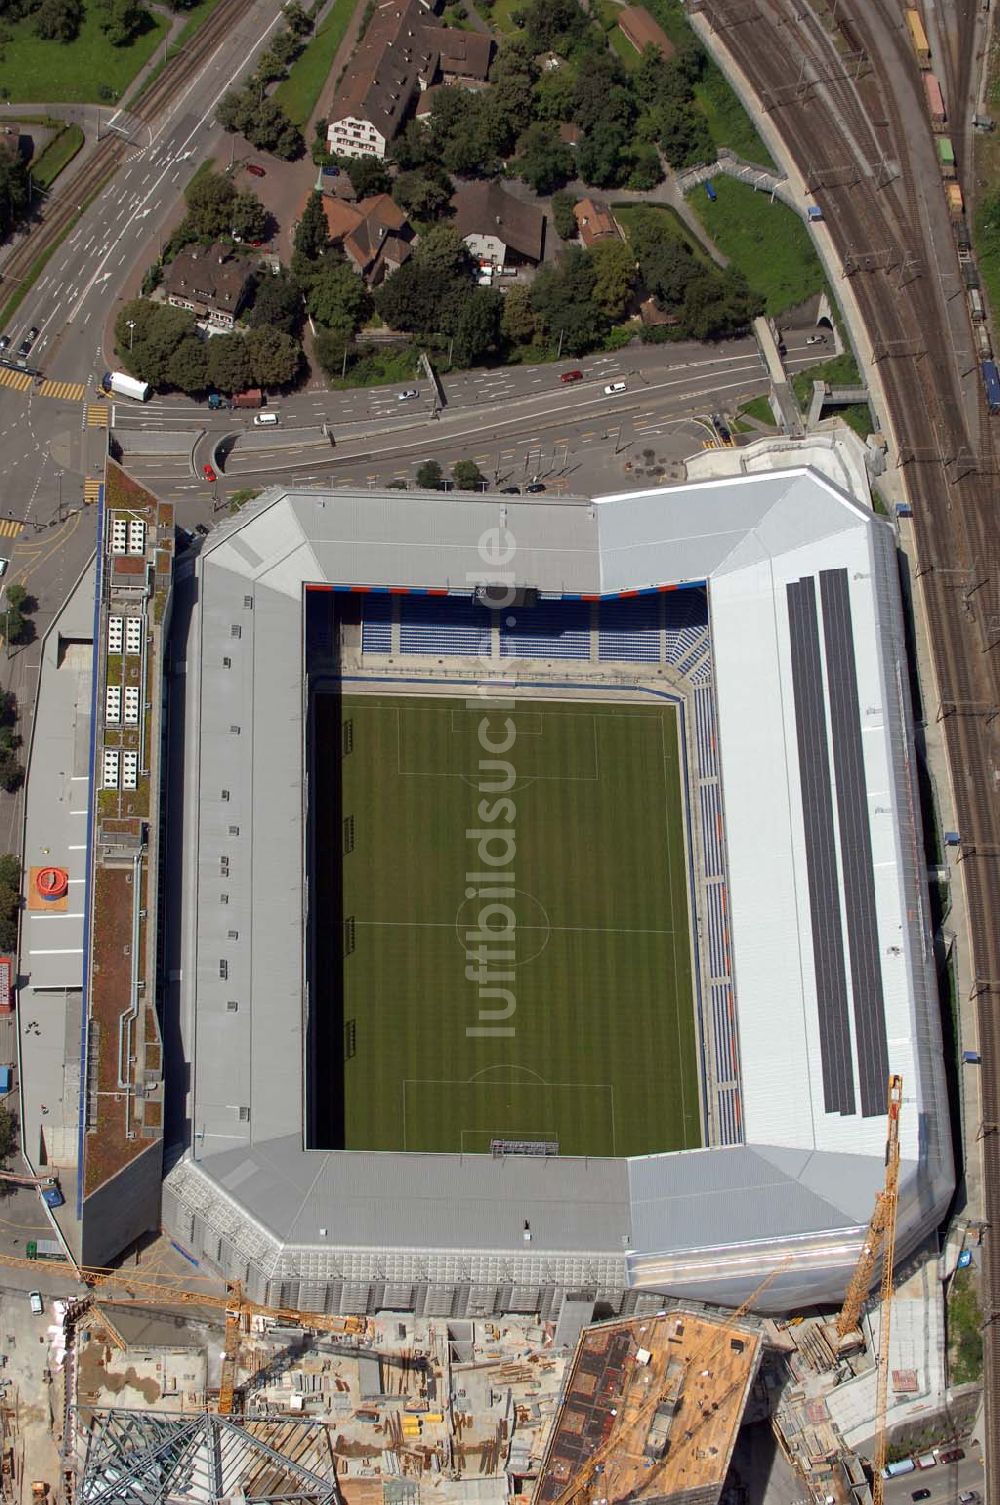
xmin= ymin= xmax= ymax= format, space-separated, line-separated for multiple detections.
xmin=787 ymin=577 xmax=855 ymax=1117
xmin=819 ymin=569 xmax=890 ymax=1117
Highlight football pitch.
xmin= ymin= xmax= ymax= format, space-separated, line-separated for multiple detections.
xmin=335 ymin=693 xmax=701 ymax=1158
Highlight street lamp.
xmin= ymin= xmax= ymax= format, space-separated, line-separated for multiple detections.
xmin=126 ymin=319 xmax=136 ymax=350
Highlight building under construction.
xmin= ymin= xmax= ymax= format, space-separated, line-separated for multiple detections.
xmin=535 ymin=1309 xmax=763 ymax=1505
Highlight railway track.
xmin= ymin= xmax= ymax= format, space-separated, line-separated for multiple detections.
xmin=699 ymin=0 xmax=1000 ymax=1492
xmin=0 ymin=0 xmax=259 ymax=297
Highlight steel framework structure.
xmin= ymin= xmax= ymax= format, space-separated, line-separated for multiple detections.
xmin=74 ymin=1410 xmax=341 ymax=1505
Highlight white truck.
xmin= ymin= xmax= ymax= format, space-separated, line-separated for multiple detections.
xmin=102 ymin=370 xmax=151 ymax=402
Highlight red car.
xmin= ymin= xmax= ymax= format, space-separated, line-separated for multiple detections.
xmin=560 ymin=369 xmax=583 ymax=383
xmin=246 ymin=163 xmax=266 ymax=177
xmin=202 ymin=463 xmax=217 ymax=483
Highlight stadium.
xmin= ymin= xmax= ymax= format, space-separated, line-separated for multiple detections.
xmin=163 ymin=451 xmax=952 ymax=1318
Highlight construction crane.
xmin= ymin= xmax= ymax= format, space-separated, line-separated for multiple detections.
xmin=218 ymin=1282 xmax=244 ymax=1417
xmin=549 ymin=1262 xmax=787 ymax=1505
xmin=0 ymin=1249 xmax=363 ymax=1337
xmin=833 ymin=1073 xmax=903 ymax=1505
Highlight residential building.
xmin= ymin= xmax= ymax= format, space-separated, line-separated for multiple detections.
xmin=325 ymin=0 xmax=491 ymax=160
xmin=326 ymin=0 xmax=438 ymax=160
xmin=450 ymin=181 xmax=546 ymax=269
xmin=617 ymin=4 xmax=675 ymax=59
xmin=162 ymin=244 xmax=252 ymax=328
xmin=305 ymin=191 xmax=414 ymax=285
xmin=573 ymin=197 xmax=624 ymax=249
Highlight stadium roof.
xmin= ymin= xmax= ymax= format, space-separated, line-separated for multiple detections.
xmin=166 ymin=465 xmax=951 ymax=1312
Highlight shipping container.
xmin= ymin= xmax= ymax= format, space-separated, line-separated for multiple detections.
xmin=101 ymin=370 xmax=151 ymax=402
xmin=963 ymin=1049 xmax=982 ymax=1063
xmin=0 ymin=955 xmax=13 ymax=1015
xmin=969 ymin=288 xmax=985 ymax=321
xmin=946 ymin=181 xmax=964 ymax=215
xmin=924 ymin=72 xmax=946 ymax=125
xmin=0 ymin=1066 xmax=10 ymax=1094
xmin=906 ymin=8 xmax=931 ymax=66
xmin=937 ymin=136 xmax=957 ymax=176
xmin=26 ymin=1238 xmax=63 ymax=1261
xmin=976 ymin=324 xmax=992 ymax=358
xmin=233 ymin=389 xmax=264 ymax=409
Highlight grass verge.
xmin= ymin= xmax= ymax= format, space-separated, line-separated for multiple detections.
xmin=694 ymin=62 xmax=775 ymax=168
xmin=274 ymin=0 xmax=362 ymax=126
xmin=326 ymin=341 xmax=420 ymax=388
xmin=614 ymin=201 xmax=714 ymax=263
xmin=689 ymin=176 xmax=824 ymax=315
xmin=739 ymin=394 xmax=776 ymax=426
xmin=947 ymin=1269 xmax=983 ymax=1385
xmin=1 ymin=7 xmax=168 ymax=104
xmin=30 ymin=123 xmax=84 ymax=191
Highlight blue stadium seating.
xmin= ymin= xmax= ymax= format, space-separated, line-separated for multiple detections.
xmin=399 ymin=595 xmax=492 ymax=656
xmin=500 ymin=600 xmax=590 ymax=659
xmin=360 ymin=595 xmax=392 ymax=654
xmin=598 ymin=596 xmax=660 ymax=662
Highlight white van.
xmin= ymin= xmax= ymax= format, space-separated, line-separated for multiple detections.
xmin=253 ymin=411 xmax=279 ymax=427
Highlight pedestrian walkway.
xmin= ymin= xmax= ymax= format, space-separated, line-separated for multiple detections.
xmin=86 ymin=403 xmax=109 ymax=427
xmin=0 ymin=519 xmax=22 ymax=539
xmin=83 ymin=478 xmax=103 ymax=505
xmin=0 ymin=367 xmax=33 ymax=393
xmin=38 ymin=378 xmax=87 ymax=403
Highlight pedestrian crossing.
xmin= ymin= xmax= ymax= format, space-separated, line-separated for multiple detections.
xmin=0 ymin=519 xmax=22 ymax=539
xmin=0 ymin=367 xmax=33 ymax=393
xmin=38 ymin=378 xmax=86 ymax=402
xmin=86 ymin=403 xmax=109 ymax=428
xmin=83 ymin=478 xmax=103 ymax=506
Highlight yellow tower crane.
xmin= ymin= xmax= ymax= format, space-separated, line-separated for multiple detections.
xmin=833 ymin=1073 xmax=904 ymax=1505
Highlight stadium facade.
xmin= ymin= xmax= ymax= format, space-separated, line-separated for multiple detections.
xmin=163 ymin=462 xmax=952 ymax=1317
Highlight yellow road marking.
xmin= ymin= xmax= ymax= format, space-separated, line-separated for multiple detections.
xmin=38 ymin=379 xmax=87 ymax=402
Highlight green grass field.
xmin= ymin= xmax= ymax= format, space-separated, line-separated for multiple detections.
xmin=336 ymin=693 xmax=700 ymax=1158
xmin=688 ymin=176 xmax=825 ymax=316
xmin=1 ymin=5 xmax=168 ymax=103
xmin=273 ymin=0 xmax=361 ymax=126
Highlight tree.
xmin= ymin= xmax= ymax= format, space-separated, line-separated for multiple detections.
xmin=416 ymin=460 xmax=443 ymax=489
xmin=294 ymin=190 xmax=330 ymax=261
xmin=114 ymin=299 xmax=199 ymax=388
xmin=514 ymin=122 xmax=573 ymax=195
xmin=98 ymin=0 xmax=148 ymax=45
xmin=33 ymin=0 xmax=82 ymax=41
xmin=346 ymin=155 xmax=390 ymax=198
xmin=681 ymin=265 xmax=761 ymax=340
xmin=501 ymin=283 xmax=536 ymax=345
xmin=217 ymin=88 xmax=255 ymax=135
xmin=246 ymin=325 xmax=302 ymax=387
xmin=0 ymin=853 xmax=18 ymax=952
xmin=307 ymin=254 xmax=369 ymax=334
xmin=206 ymin=333 xmax=253 ymax=395
xmin=391 ymin=119 xmax=435 ymax=171
xmin=0 ymin=725 xmax=23 ymax=789
xmin=428 ymin=88 xmax=498 ymax=177
xmin=551 ymin=190 xmax=578 ymax=242
xmin=248 ymin=268 xmax=303 ymax=336
xmin=312 ymin=325 xmax=349 ymax=377
xmin=577 ymin=121 xmax=630 ymax=189
xmin=572 ymin=54 xmax=632 ymax=134
xmin=0 ymin=1104 xmax=15 ymax=1164
xmin=217 ymin=88 xmax=303 ymax=159
xmin=283 ymin=0 xmax=311 ymax=35
xmin=522 ymin=0 xmax=588 ymax=54
xmin=589 ymin=239 xmax=635 ymax=319
xmin=184 ymin=170 xmax=237 ymax=238
xmin=453 ymin=286 xmax=501 ymax=365
xmin=489 ymin=38 xmax=538 ymax=138
xmin=657 ymin=100 xmax=713 ymax=170
xmin=452 ymin=459 xmax=485 ymax=490
xmin=393 ymin=167 xmax=452 ymax=221
xmin=231 ymin=192 xmax=270 ymax=243
xmin=166 ymin=335 xmax=209 ymax=393
xmin=0 ymin=153 xmax=29 ymax=242
xmin=626 ymin=142 xmax=663 ymax=191
xmin=530 ymin=246 xmax=607 ymax=354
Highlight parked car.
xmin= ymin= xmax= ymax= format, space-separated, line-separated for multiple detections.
xmin=28 ymin=1291 xmax=43 ymax=1316
xmin=202 ymin=463 xmax=217 ymax=483
xmin=397 ymin=389 xmax=419 ymax=401
xmin=246 ymin=163 xmax=266 ymax=177
xmin=525 ymin=482 xmax=546 ymax=493
xmin=0 ymin=335 xmax=9 ymax=352
xmin=17 ymin=326 xmax=38 ymax=358
xmin=604 ymin=381 xmax=627 ymax=395
xmin=500 ymin=486 xmax=520 ymax=494
xmin=911 ymin=1490 xmax=931 ymax=1500
xmin=959 ymin=1492 xmax=979 ymax=1503
xmin=0 ymin=559 xmax=8 ymax=578
xmin=938 ymin=1451 xmax=965 ymax=1465
xmin=195 ymin=523 xmax=210 ymax=537
xmin=806 ymin=333 xmax=826 ymax=346
xmin=560 ymin=370 xmax=583 ymax=383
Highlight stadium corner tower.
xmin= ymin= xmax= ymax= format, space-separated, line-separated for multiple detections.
xmin=164 ymin=461 xmax=952 ymax=1318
